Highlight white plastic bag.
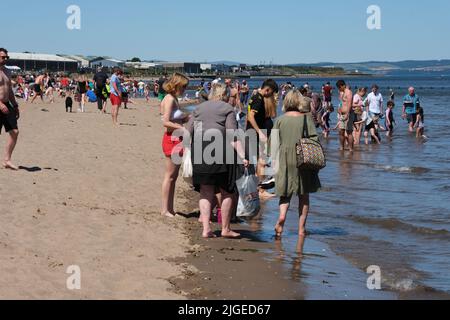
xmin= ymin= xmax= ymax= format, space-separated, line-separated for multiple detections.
xmin=236 ymin=169 xmax=261 ymax=218
xmin=181 ymin=147 xmax=193 ymax=185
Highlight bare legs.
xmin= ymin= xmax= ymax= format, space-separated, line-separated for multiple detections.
xmin=161 ymin=157 xmax=180 ymax=218
xmin=365 ymin=129 xmax=381 ymax=145
xmin=78 ymin=93 xmax=86 ymax=112
xmin=339 ymin=129 xmax=354 ymax=152
xmin=102 ymin=99 xmax=108 ymax=114
xmin=354 ymin=124 xmax=362 ymax=145
xmin=30 ymin=92 xmax=44 ymax=104
xmin=46 ymin=88 xmax=54 ymax=104
xmin=3 ymin=129 xmax=19 ymax=170
xmin=346 ymin=130 xmax=354 ymax=152
xmin=275 ymin=194 xmax=310 ymax=238
xmin=111 ymin=104 xmax=120 ymax=125
xmin=199 ymin=185 xmax=240 ymax=239
xmin=339 ymin=129 xmax=346 ymax=151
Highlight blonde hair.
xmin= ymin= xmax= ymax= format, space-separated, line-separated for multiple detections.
xmin=264 ymin=95 xmax=277 ymax=118
xmin=163 ymin=73 xmax=189 ymax=95
xmin=298 ymin=96 xmax=312 ymax=113
xmin=208 ymin=83 xmax=229 ymax=102
xmin=282 ymin=90 xmax=302 ymax=112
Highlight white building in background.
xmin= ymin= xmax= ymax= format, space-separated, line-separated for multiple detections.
xmin=200 ymin=63 xmax=212 ymax=71
xmin=125 ymin=61 xmax=162 ymax=70
xmin=90 ymin=57 xmax=125 ymax=69
xmin=7 ymin=52 xmax=78 ymax=72
xmin=58 ymin=54 xmax=90 ymax=68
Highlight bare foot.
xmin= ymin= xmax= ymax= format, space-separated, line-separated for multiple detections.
xmin=3 ymin=161 xmax=18 ymax=171
xmin=221 ymin=230 xmax=241 ymax=239
xmin=161 ymin=212 xmax=176 ymax=218
xmin=202 ymin=231 xmax=217 ymax=239
xmin=259 ymin=190 xmax=276 ymax=200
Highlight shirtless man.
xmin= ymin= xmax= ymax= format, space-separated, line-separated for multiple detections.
xmin=225 ymin=79 xmax=242 ymax=112
xmin=336 ymin=80 xmax=355 ymax=152
xmin=0 ymin=48 xmax=20 ymax=170
xmin=30 ymin=73 xmax=47 ymax=104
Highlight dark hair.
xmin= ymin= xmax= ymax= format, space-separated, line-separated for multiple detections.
xmin=372 ymin=84 xmax=379 ymax=90
xmin=336 ymin=80 xmax=346 ymax=88
xmin=262 ymin=79 xmax=279 ymax=93
xmin=299 ymin=87 xmax=308 ymax=96
xmin=0 ymin=48 xmax=8 ymax=55
xmin=387 ymin=101 xmax=395 ymax=107
xmin=416 ymin=105 xmax=424 ymax=122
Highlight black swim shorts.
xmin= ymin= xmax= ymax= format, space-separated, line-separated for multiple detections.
xmin=0 ymin=103 xmax=18 ymax=134
xmin=34 ymin=84 xmax=42 ymax=93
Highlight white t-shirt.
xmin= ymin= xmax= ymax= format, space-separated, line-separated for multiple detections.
xmin=364 ymin=92 xmax=383 ymax=114
xmin=360 ymin=111 xmax=373 ymax=126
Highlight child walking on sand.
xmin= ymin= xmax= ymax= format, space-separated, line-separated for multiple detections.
xmin=415 ymin=104 xmax=426 ymax=139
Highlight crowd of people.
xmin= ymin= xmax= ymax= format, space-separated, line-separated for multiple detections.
xmin=7 ymin=64 xmax=175 ymax=125
xmin=159 ymin=73 xmax=426 ymax=241
xmin=1 ymin=45 xmax=426 ymax=242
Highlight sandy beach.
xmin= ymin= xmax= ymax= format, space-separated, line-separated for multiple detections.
xmin=0 ymin=97 xmax=196 ymax=299
xmin=0 ymin=96 xmax=305 ymax=300
xmin=1 ymin=93 xmax=448 ymax=300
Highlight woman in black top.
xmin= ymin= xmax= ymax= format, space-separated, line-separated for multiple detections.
xmin=77 ymin=75 xmax=88 ymax=112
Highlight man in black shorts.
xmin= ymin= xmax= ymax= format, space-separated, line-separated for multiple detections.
xmin=30 ymin=73 xmax=46 ymax=104
xmin=0 ymin=48 xmax=20 ymax=170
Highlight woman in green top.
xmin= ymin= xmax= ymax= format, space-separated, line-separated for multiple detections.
xmin=270 ymin=90 xmax=321 ymax=238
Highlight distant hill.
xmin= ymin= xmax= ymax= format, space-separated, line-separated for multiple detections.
xmin=288 ymin=60 xmax=450 ymax=75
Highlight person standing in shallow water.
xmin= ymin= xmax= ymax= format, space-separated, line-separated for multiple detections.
xmin=336 ymin=80 xmax=355 ymax=152
xmin=402 ymin=87 xmax=420 ymax=133
xmin=270 ymin=90 xmax=321 ymax=238
xmin=246 ymin=79 xmax=279 ymax=199
xmin=352 ymin=87 xmax=367 ymax=145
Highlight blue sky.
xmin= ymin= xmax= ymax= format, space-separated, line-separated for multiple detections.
xmin=1 ymin=0 xmax=450 ymax=64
